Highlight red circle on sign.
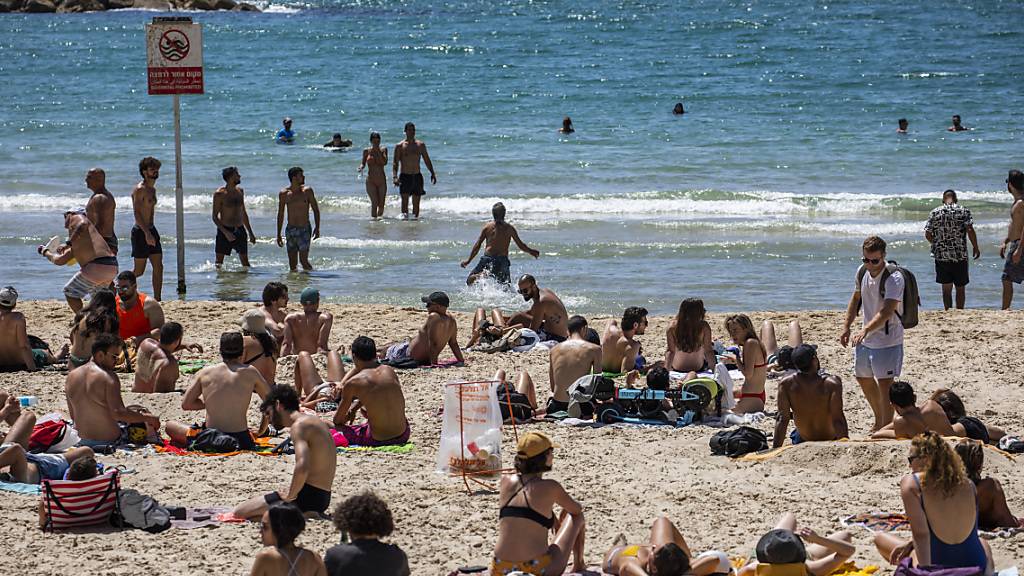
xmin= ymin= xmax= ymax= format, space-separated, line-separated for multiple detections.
xmin=159 ymin=29 xmax=190 ymax=62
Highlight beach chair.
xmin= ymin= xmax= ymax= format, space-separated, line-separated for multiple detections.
xmin=40 ymin=470 xmax=121 ymax=531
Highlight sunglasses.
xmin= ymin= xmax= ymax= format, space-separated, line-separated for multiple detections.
xmin=517 ymin=288 xmax=531 ymax=295
xmin=861 ymin=258 xmax=882 ymax=265
xmin=116 ymin=285 xmax=134 ymax=292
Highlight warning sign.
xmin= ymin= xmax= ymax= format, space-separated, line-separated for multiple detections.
xmin=146 ymin=20 xmax=203 ymax=95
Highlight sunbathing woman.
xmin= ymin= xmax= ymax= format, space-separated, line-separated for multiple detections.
xmin=738 ymin=512 xmax=855 ymax=576
xmin=241 ymin=309 xmax=280 ymax=388
xmin=665 ymin=298 xmax=715 ymax=373
xmin=760 ymin=319 xmax=803 ymax=378
xmin=492 ymin=431 xmax=585 ymax=575
xmin=955 ymin=439 xmax=1024 ymax=531
xmin=724 ymin=314 xmax=767 ymax=413
xmin=603 ymin=515 xmax=730 ymax=576
xmin=68 ymin=288 xmax=118 ymax=369
xmin=873 ymin=431 xmax=993 ymax=575
xmin=250 ymin=502 xmax=327 ymax=576
xmin=931 ymin=389 xmax=1005 ymax=445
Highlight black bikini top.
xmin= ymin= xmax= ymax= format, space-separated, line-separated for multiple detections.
xmin=499 ymin=478 xmax=554 ymax=529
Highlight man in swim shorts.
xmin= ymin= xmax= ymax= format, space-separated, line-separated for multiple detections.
xmin=41 ymin=210 xmax=118 ymax=313
xmin=392 ymin=122 xmax=437 ymax=219
xmin=601 ymin=306 xmax=648 ymax=374
xmin=282 ymin=287 xmax=333 ymax=356
xmin=131 ymin=156 xmax=163 ymax=301
xmin=332 ymin=336 xmax=410 ymax=446
xmin=234 ymin=384 xmax=337 ymax=519
xmin=0 ymin=444 xmax=95 ymax=483
xmin=85 ymin=168 xmax=117 ymax=255
xmin=380 ymin=292 xmax=464 ymax=367
xmin=276 ymin=167 xmax=321 ymax=271
xmin=925 ymin=189 xmax=980 ymax=310
xmin=547 ymin=315 xmax=602 ymax=414
xmin=1000 ymin=169 xmax=1024 ymax=309
xmin=461 ymin=202 xmax=540 ymax=285
xmin=132 ymin=322 xmax=184 ymax=393
xmin=212 ymin=166 xmax=256 ymax=269
xmin=774 ymin=344 xmax=848 ymax=447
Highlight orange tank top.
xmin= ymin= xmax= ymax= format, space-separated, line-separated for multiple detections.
xmin=117 ymin=292 xmax=151 ymax=340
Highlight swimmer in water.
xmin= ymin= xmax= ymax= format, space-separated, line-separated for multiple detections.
xmin=559 ymin=116 xmax=574 ymax=134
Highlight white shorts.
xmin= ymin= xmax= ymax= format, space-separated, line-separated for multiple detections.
xmin=854 ymin=344 xmax=903 ymax=379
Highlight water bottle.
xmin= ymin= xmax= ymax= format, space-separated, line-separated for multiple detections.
xmin=18 ymin=396 xmax=37 ymax=407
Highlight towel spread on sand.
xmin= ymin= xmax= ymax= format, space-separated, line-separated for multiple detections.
xmin=154 ymin=438 xmax=278 ymax=457
xmin=731 ymin=558 xmax=879 ymax=576
xmin=178 ymin=359 xmax=210 ymax=375
xmin=0 ymin=480 xmax=41 ymax=495
xmin=337 ymin=442 xmax=415 ymax=454
xmin=842 ymin=512 xmax=1024 ymax=539
xmin=170 ymin=507 xmax=236 ymax=529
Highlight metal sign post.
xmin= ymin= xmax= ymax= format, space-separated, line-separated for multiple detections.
xmin=146 ymin=17 xmax=204 ymax=296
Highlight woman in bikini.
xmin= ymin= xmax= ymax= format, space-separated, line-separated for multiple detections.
xmin=250 ymin=502 xmax=326 ymax=576
xmin=724 ymin=314 xmax=767 ymax=414
xmin=68 ymin=289 xmax=118 ymax=369
xmin=359 ymin=132 xmax=388 ymax=219
xmin=492 ymin=431 xmax=586 ymax=575
xmin=240 ymin=309 xmax=280 ymax=388
xmin=665 ymin=298 xmax=715 ymax=374
xmin=604 ymin=516 xmax=730 ymax=576
xmin=874 ymin=431 xmax=994 ymax=575
xmin=954 ymin=439 xmax=1024 ymax=531
xmin=931 ymin=389 xmax=1005 ymax=445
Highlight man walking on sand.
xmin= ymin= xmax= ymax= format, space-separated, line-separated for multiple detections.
xmin=461 ymin=202 xmax=540 ymax=285
xmin=1000 ymin=169 xmax=1024 ymax=310
xmin=85 ymin=168 xmax=117 ymax=255
xmin=392 ymin=122 xmax=437 ymax=220
xmin=131 ymin=157 xmax=163 ymax=300
xmin=839 ymin=235 xmax=905 ymax=432
xmin=276 ymin=167 xmax=321 ymax=272
xmin=212 ymin=166 xmax=256 ymax=269
xmin=924 ymin=189 xmax=980 ymax=310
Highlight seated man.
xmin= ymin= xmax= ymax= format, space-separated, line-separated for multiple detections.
xmin=601 ymin=306 xmax=648 ymax=374
xmin=260 ymin=281 xmax=289 ymax=342
xmin=380 ymin=292 xmax=464 ymax=367
xmin=334 ymin=337 xmax=410 ymax=447
xmin=115 ymin=270 xmax=165 ymax=345
xmin=132 ymin=322 xmax=184 ymax=393
xmin=326 ymin=491 xmax=411 ymax=576
xmin=66 ymin=333 xmax=162 ymax=450
xmin=0 ymin=444 xmax=94 ymax=484
xmin=492 ymin=274 xmax=569 ymax=342
xmin=0 ymin=286 xmax=43 ymax=371
xmin=282 ymin=287 xmax=333 ymax=356
xmin=604 ymin=515 xmax=730 ymax=576
xmin=167 ymin=332 xmax=270 ymax=451
xmin=547 ymin=315 xmax=602 ymax=414
xmin=234 ymin=385 xmax=337 ymax=519
xmin=871 ymin=381 xmax=956 ymax=439
xmin=774 ymin=344 xmax=848 ymax=447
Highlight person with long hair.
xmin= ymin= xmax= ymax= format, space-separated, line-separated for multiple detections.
xmin=874 ymin=432 xmax=993 ymax=575
xmin=492 ymin=431 xmax=585 ymax=575
xmin=666 ymin=298 xmax=715 ymax=373
xmin=250 ymin=502 xmax=326 ymax=576
xmin=954 ymin=439 xmax=1023 ymax=531
xmin=359 ymin=132 xmax=388 ymax=219
xmin=724 ymin=314 xmax=768 ymax=413
xmin=931 ymin=389 xmax=1005 ymax=445
xmin=68 ymin=288 xmax=119 ymax=369
xmin=240 ymin=309 xmax=280 ymax=388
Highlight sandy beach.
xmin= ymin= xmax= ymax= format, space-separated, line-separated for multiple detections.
xmin=1 ymin=300 xmax=1022 ymax=575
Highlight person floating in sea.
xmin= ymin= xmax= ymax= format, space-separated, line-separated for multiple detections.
xmin=212 ymin=166 xmax=256 ymax=269
xmin=1000 ymin=169 xmax=1024 ymax=310
xmin=559 ymin=116 xmax=575 ymax=133
xmin=925 ymin=189 xmax=980 ymax=310
xmin=392 ymin=122 xmax=436 ymax=220
xmin=461 ymin=202 xmax=540 ymax=285
xmin=948 ymin=114 xmax=970 ymax=132
xmin=40 ymin=210 xmax=118 ymax=314
xmin=897 ymin=118 xmax=908 ymax=133
xmin=85 ymin=168 xmax=117 ymax=255
xmin=359 ymin=132 xmax=389 ymax=219
xmin=673 ymin=102 xmax=685 ymax=115
xmin=276 ymin=117 xmax=295 ymax=144
xmin=131 ymin=156 xmax=163 ymax=301
xmin=276 ymin=167 xmax=321 ymax=272
xmin=323 ymin=133 xmax=352 ymax=149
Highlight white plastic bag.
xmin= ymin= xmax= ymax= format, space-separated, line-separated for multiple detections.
xmin=436 ymin=381 xmax=503 ymax=476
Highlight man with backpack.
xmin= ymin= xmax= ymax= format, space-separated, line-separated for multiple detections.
xmin=839 ymin=236 xmax=915 ymax=431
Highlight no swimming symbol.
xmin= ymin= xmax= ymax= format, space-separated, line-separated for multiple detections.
xmin=159 ymin=29 xmax=190 ymax=62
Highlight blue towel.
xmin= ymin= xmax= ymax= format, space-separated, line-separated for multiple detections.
xmin=0 ymin=480 xmax=41 ymax=495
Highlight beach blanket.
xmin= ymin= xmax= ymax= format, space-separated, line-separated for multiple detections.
xmin=178 ymin=359 xmax=210 ymax=375
xmin=387 ymin=358 xmax=464 ymax=370
xmin=154 ymin=438 xmax=278 ymax=457
xmin=0 ymin=479 xmax=41 ymax=495
xmin=337 ymin=442 xmax=415 ymax=454
xmin=842 ymin=512 xmax=1024 ymax=540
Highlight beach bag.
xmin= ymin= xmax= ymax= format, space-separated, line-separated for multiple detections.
xmin=29 ymin=416 xmax=78 ymax=454
xmin=566 ymin=374 xmax=617 ymax=420
xmin=893 ymin=556 xmax=981 ymax=576
xmin=436 ymin=381 xmax=503 ymax=476
xmin=998 ymin=436 xmax=1024 ymax=454
xmin=473 ymin=329 xmax=522 ymax=354
xmin=188 ymin=428 xmax=240 ymax=453
xmin=496 ymin=383 xmax=533 ymax=423
xmin=112 ymin=489 xmax=171 ymax=533
xmin=856 ymin=261 xmax=920 ymax=329
xmin=710 ymin=426 xmax=768 ymax=457
xmin=41 ymin=470 xmax=121 ymax=531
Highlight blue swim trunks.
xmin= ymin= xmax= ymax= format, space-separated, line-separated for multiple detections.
xmin=285 ymin=224 xmax=312 ymax=253
xmin=469 ymin=254 xmax=511 ymax=284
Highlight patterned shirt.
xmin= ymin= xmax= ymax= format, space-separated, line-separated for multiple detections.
xmin=925 ymin=203 xmax=973 ymax=262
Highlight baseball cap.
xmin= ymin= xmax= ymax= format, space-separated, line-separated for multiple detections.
xmin=300 ymin=287 xmax=320 ymax=305
xmin=756 ymin=529 xmax=807 ymax=564
xmin=220 ymin=332 xmax=244 ymax=357
xmin=791 ymin=344 xmax=818 ymax=373
xmin=239 ymin=308 xmax=268 ymax=334
xmin=0 ymin=286 xmax=17 ymax=307
xmin=421 ymin=291 xmax=450 ymax=307
xmin=516 ymin=431 xmax=557 ymax=458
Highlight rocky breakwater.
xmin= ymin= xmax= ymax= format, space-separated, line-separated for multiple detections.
xmin=0 ymin=0 xmax=260 ymax=12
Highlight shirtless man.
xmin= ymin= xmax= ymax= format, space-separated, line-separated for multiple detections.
xmin=773 ymin=344 xmax=848 ymax=448
xmin=1000 ymin=169 xmax=1024 ymax=309
xmin=85 ymin=168 xmax=117 ymax=255
xmin=333 ymin=336 xmax=410 ymax=446
xmin=282 ymin=288 xmax=333 ymax=356
xmin=871 ymin=381 xmax=956 ymax=440
xmin=381 ymin=291 xmax=464 ymax=367
xmin=212 ymin=166 xmax=256 ymax=269
xmin=948 ymin=114 xmax=970 ymax=132
xmin=547 ymin=315 xmax=602 ymax=413
xmin=260 ymin=282 xmax=289 ymax=341
xmin=41 ymin=210 xmax=118 ymax=313
xmin=392 ymin=122 xmax=437 ymax=219
xmin=276 ymin=167 xmax=321 ymax=271
xmin=602 ymin=307 xmax=648 ymax=374
xmin=131 ymin=156 xmax=163 ymax=300
xmin=66 ymin=333 xmax=161 ymax=450
xmin=0 ymin=286 xmax=39 ymax=371
xmin=234 ymin=384 xmax=337 ymax=519
xmin=497 ymin=274 xmax=569 ymax=342
xmin=168 ymin=332 xmax=270 ymax=451
xmin=461 ymin=202 xmax=540 ymax=285
xmin=132 ymin=322 xmax=183 ymax=393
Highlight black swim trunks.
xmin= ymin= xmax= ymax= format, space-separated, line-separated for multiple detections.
xmin=215 ymin=225 xmax=248 ymax=256
xmin=398 ymin=173 xmax=425 ymax=196
xmin=934 ymin=259 xmax=969 ymax=287
xmin=265 ymin=484 xmax=331 ymax=515
xmin=130 ymin=225 xmax=162 ymax=258
xmin=105 ymin=235 xmax=118 ymax=255
xmin=545 ymin=398 xmax=569 ymax=414
xmin=957 ymin=416 xmax=990 ymax=444
xmin=496 ymin=382 xmax=533 ymax=422
xmin=225 ymin=429 xmax=257 ymax=451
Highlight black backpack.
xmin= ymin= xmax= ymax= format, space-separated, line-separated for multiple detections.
xmin=188 ymin=428 xmax=239 ymax=453
xmin=709 ymin=426 xmax=768 ymax=457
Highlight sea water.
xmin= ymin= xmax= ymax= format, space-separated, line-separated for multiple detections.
xmin=0 ymin=1 xmax=1021 ymax=314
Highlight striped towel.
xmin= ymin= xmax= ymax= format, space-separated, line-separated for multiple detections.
xmin=41 ymin=470 xmax=120 ymax=530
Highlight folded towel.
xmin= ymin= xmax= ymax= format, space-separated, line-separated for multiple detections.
xmin=337 ymin=442 xmax=415 ymax=454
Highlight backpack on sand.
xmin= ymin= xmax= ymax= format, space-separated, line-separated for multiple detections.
xmin=710 ymin=426 xmax=768 ymax=457
xmin=856 ymin=261 xmax=920 ymax=329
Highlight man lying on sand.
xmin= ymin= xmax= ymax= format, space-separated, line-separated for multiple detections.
xmin=547 ymin=315 xmax=602 ymax=414
xmin=603 ymin=515 xmax=730 ymax=576
xmin=774 ymin=344 xmax=848 ymax=447
xmin=168 ymin=332 xmax=270 ymax=451
xmin=333 ymin=336 xmax=410 ymax=447
xmin=492 ymin=274 xmax=570 ymax=343
xmin=601 ymin=306 xmax=648 ymax=374
xmin=282 ymin=288 xmax=333 ymax=356
xmin=235 ymin=385 xmax=337 ymax=519
xmin=0 ymin=444 xmax=94 ymax=484
xmin=380 ymin=291 xmax=464 ymax=367
xmin=871 ymin=381 xmax=955 ymax=439
xmin=132 ymin=322 xmax=184 ymax=393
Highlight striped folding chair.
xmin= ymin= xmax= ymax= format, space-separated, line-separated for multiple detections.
xmin=40 ymin=470 xmax=121 ymax=531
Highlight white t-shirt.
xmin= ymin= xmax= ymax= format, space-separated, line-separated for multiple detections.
xmin=856 ymin=267 xmax=905 ymax=349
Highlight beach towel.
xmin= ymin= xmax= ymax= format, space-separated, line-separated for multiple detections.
xmin=841 ymin=512 xmax=911 ymax=533
xmin=178 ymin=359 xmax=210 ymax=375
xmin=169 ymin=506 xmax=236 ymax=529
xmin=337 ymin=442 xmax=415 ymax=454
xmin=154 ymin=438 xmax=277 ymax=457
xmin=0 ymin=479 xmax=41 ymax=495
xmin=737 ymin=444 xmax=797 ymax=462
